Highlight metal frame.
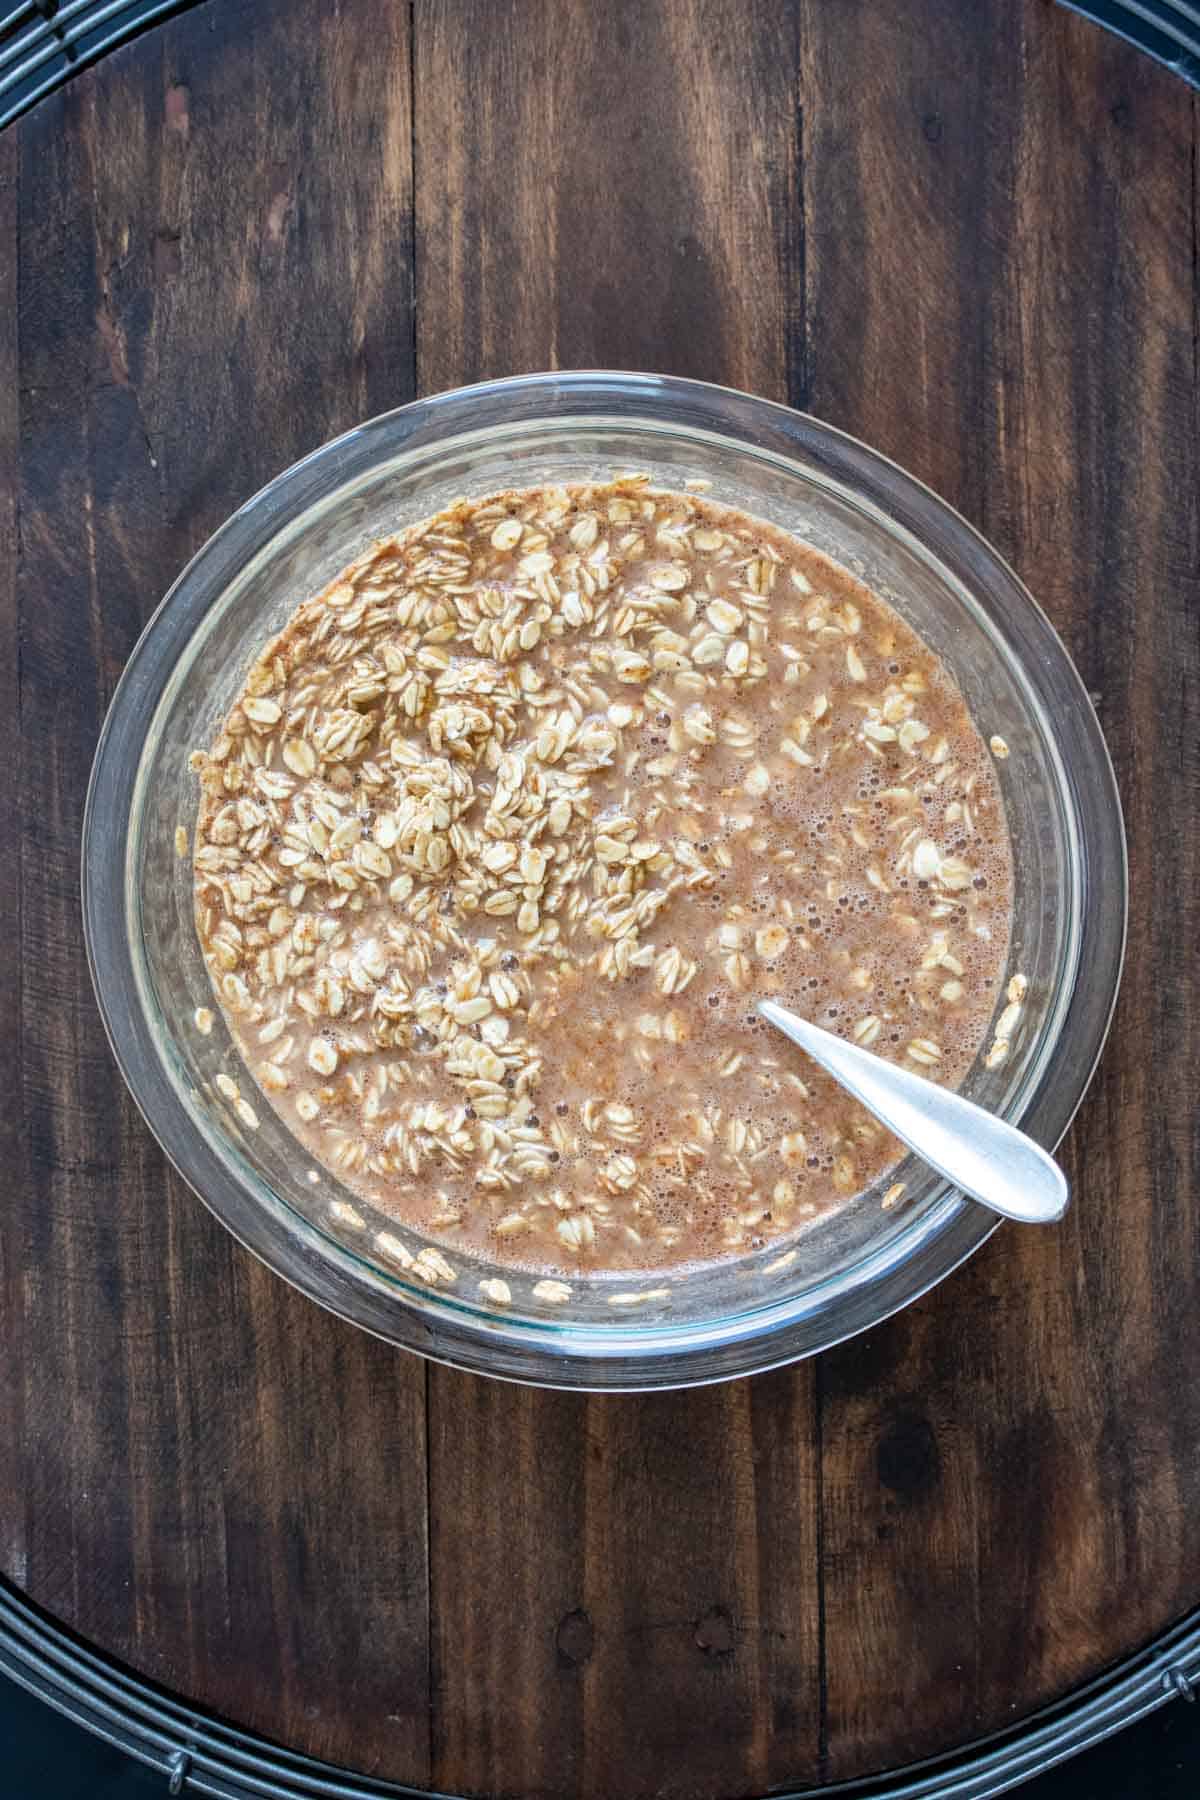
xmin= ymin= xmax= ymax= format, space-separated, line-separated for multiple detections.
xmin=0 ymin=0 xmax=191 ymax=127
xmin=1062 ymin=2 xmax=1200 ymax=83
xmin=1 ymin=1577 xmax=1197 ymax=1799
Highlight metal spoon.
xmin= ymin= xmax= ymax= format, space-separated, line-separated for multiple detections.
xmin=757 ymin=999 xmax=1068 ymax=1225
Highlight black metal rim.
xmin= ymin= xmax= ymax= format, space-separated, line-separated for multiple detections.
xmin=0 ymin=0 xmax=197 ymax=129
xmin=1 ymin=1575 xmax=1197 ymax=1799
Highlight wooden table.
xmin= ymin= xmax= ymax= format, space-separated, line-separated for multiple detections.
xmin=2 ymin=2 xmax=1197 ymax=1794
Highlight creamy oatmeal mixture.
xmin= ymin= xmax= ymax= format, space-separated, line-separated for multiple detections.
xmin=191 ymin=480 xmax=1015 ymax=1275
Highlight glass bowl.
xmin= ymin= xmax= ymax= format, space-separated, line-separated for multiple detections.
xmin=82 ymin=373 xmax=1126 ymax=1390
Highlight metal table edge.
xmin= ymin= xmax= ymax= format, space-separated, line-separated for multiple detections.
xmin=1 ymin=1577 xmax=1198 ymax=1799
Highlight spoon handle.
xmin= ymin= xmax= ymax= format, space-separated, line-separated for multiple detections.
xmin=758 ymin=1000 xmax=1069 ymax=1225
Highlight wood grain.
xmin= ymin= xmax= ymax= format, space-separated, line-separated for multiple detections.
xmin=414 ymin=0 xmax=801 ymax=397
xmin=416 ymin=9 xmax=821 ymax=1796
xmin=5 ymin=0 xmax=430 ymax=1778
xmin=0 ymin=128 xmax=22 ymax=1600
xmin=0 ymin=1 xmax=1197 ymax=1795
xmin=800 ymin=0 xmax=1200 ymax=1778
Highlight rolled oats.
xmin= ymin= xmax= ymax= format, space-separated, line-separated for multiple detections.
xmin=194 ymin=482 xmax=1013 ymax=1274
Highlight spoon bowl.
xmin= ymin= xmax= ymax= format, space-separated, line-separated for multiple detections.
xmin=758 ymin=1001 xmax=1070 ymax=1226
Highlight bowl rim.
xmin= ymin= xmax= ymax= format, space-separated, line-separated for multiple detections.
xmin=82 ymin=370 xmax=1128 ymax=1388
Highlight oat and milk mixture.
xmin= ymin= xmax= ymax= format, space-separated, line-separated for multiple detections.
xmin=191 ymin=480 xmax=1015 ymax=1275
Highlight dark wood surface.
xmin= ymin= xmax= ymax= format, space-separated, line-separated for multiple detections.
xmin=1 ymin=2 xmax=1197 ymax=1794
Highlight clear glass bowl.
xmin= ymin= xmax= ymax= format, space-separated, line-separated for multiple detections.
xmin=82 ymin=373 xmax=1126 ymax=1389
